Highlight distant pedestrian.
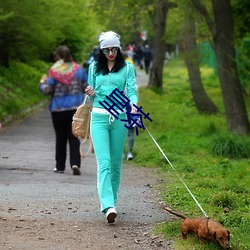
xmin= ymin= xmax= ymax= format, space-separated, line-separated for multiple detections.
xmin=123 ymin=52 xmax=137 ymax=160
xmin=39 ymin=45 xmax=88 ymax=175
xmin=85 ymin=31 xmax=138 ymax=223
xmin=87 ymin=46 xmax=99 ymax=70
xmin=134 ymin=45 xmax=144 ymax=69
xmin=143 ymin=44 xmax=152 ymax=74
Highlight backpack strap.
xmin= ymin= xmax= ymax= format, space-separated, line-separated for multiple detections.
xmin=92 ymin=61 xmax=95 ymax=89
xmin=124 ymin=62 xmax=129 ymax=95
xmin=79 ymin=95 xmax=94 ymax=158
xmin=79 ymin=118 xmax=94 ymax=158
xmin=79 ymin=138 xmax=94 ymax=158
xmin=126 ymin=62 xmax=129 ymax=84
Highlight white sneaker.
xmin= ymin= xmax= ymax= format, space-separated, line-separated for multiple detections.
xmin=105 ymin=207 xmax=117 ymax=223
xmin=53 ymin=168 xmax=64 ymax=173
xmin=127 ymin=152 xmax=133 ymax=160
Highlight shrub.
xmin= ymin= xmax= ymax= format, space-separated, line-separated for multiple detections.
xmin=210 ymin=191 xmax=237 ymax=209
xmin=210 ymin=135 xmax=250 ymax=159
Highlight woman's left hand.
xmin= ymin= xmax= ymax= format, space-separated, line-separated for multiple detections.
xmin=131 ymin=103 xmax=137 ymax=114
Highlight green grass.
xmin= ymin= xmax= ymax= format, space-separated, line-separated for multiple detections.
xmin=1 ymin=57 xmax=249 ymax=249
xmin=0 ymin=60 xmax=50 ymax=123
xmin=126 ymin=59 xmax=250 ymax=250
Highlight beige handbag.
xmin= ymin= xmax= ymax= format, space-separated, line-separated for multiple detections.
xmin=72 ymin=95 xmax=93 ymax=158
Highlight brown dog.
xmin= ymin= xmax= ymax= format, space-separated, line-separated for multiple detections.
xmin=163 ymin=207 xmax=231 ymax=249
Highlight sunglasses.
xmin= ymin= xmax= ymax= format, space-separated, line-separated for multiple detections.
xmin=102 ymin=47 xmax=119 ymax=55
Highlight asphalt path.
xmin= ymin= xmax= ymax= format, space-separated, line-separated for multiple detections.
xmin=0 ymin=69 xmax=172 ymax=249
xmin=0 ymin=105 xmax=166 ymax=222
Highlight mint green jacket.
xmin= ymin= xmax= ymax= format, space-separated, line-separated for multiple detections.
xmin=87 ymin=62 xmax=138 ymax=109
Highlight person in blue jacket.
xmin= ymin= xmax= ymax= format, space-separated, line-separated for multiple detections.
xmin=85 ymin=31 xmax=138 ymax=223
xmin=39 ymin=45 xmax=88 ymax=175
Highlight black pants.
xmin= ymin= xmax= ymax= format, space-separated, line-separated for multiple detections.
xmin=51 ymin=110 xmax=80 ymax=171
xmin=144 ymin=59 xmax=151 ymax=74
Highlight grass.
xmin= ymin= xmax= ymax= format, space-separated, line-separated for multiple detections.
xmin=0 ymin=60 xmax=50 ymax=123
xmin=127 ymin=58 xmax=250 ymax=250
xmin=1 ymin=57 xmax=249 ymax=249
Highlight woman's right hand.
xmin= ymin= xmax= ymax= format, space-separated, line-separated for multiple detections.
xmin=85 ymin=86 xmax=95 ymax=97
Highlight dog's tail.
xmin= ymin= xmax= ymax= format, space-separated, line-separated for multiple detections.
xmin=162 ymin=206 xmax=187 ymax=220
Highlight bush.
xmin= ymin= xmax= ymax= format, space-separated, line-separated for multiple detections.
xmin=210 ymin=135 xmax=250 ymax=159
xmin=210 ymin=191 xmax=237 ymax=209
xmin=0 ymin=60 xmax=49 ymax=123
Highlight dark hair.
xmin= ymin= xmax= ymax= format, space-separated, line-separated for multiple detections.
xmin=54 ymin=45 xmax=73 ymax=63
xmin=95 ymin=48 xmax=126 ymax=75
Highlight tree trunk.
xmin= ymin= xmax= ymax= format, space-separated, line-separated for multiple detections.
xmin=191 ymin=0 xmax=250 ymax=134
xmin=212 ymin=0 xmax=250 ymax=134
xmin=184 ymin=4 xmax=218 ymax=114
xmin=147 ymin=0 xmax=169 ymax=89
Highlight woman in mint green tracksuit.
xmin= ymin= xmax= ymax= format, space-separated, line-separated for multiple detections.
xmin=86 ymin=31 xmax=138 ymax=223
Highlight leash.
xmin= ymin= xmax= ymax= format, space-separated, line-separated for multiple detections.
xmin=145 ymin=126 xmax=209 ymax=218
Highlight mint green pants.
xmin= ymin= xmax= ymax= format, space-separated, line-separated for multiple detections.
xmin=90 ymin=112 xmax=127 ymax=212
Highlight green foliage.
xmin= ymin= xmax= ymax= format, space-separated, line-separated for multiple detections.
xmin=0 ymin=60 xmax=49 ymax=122
xmin=232 ymin=0 xmax=250 ymax=39
xmin=154 ymin=221 xmax=181 ymax=240
xmin=0 ymin=0 xmax=100 ymax=66
xmin=165 ymin=0 xmax=213 ymax=45
xmin=92 ymin=0 xmax=155 ymax=45
xmin=236 ymin=37 xmax=250 ymax=95
xmin=127 ymin=58 xmax=250 ymax=249
xmin=165 ymin=3 xmax=184 ymax=44
xmin=210 ymin=191 xmax=238 ymax=209
xmin=210 ymin=135 xmax=250 ymax=159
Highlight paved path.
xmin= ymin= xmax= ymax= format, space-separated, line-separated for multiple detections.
xmin=0 ymin=106 xmax=164 ymax=224
xmin=0 ymin=68 xmax=153 ymax=223
xmin=135 ymin=68 xmax=149 ymax=87
xmin=0 ymin=71 xmax=174 ymax=249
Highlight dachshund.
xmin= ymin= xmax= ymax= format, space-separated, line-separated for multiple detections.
xmin=162 ymin=206 xmax=231 ymax=249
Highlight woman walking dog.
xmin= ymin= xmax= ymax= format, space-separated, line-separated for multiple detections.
xmin=85 ymin=31 xmax=138 ymax=223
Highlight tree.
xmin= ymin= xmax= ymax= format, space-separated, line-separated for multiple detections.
xmin=91 ymin=0 xmax=155 ymax=47
xmin=191 ymin=0 xmax=250 ymax=134
xmin=0 ymin=0 xmax=98 ymax=66
xmin=148 ymin=0 xmax=177 ymax=89
xmin=184 ymin=1 xmax=218 ymax=114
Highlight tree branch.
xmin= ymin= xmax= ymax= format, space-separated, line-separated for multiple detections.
xmin=190 ymin=0 xmax=216 ymax=37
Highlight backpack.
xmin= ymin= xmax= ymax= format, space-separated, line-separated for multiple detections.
xmin=72 ymin=95 xmax=93 ymax=158
xmin=72 ymin=61 xmax=97 ymax=158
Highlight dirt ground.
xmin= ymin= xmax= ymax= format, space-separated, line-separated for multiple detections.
xmin=0 ymin=95 xmax=174 ymax=249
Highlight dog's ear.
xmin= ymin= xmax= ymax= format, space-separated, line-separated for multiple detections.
xmin=227 ymin=230 xmax=230 ymax=240
xmin=213 ymin=231 xmax=217 ymax=240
